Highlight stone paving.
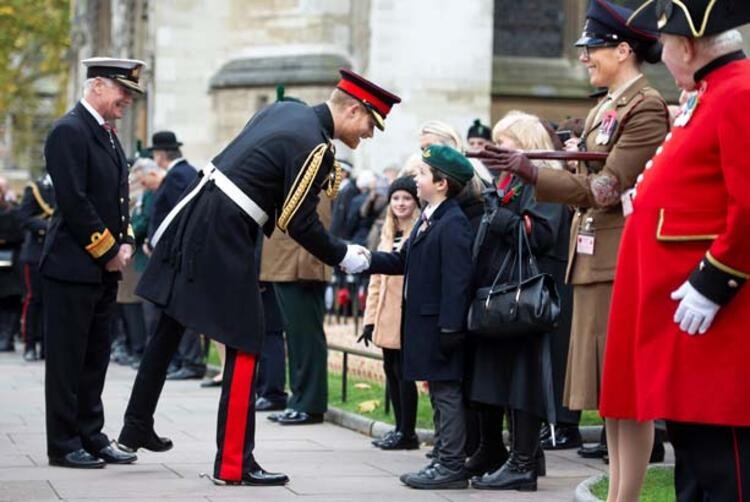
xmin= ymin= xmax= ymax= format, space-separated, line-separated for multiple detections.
xmin=0 ymin=349 xmax=659 ymax=502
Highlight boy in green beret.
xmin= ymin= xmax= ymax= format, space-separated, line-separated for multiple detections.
xmin=362 ymin=144 xmax=475 ymax=489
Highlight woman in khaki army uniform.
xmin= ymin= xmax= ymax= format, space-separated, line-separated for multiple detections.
xmin=471 ymin=1 xmax=669 ymax=499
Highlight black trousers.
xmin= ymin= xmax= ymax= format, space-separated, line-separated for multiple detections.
xmin=256 ymin=329 xmax=287 ymax=405
xmin=429 ymin=380 xmax=466 ymax=471
xmin=120 ymin=313 xmax=258 ymax=481
xmin=667 ymin=421 xmax=750 ymax=502
xmin=382 ymin=348 xmax=417 ymax=437
xmin=22 ymin=263 xmax=44 ymax=345
xmin=43 ymin=277 xmax=117 ymax=456
xmin=174 ymin=329 xmax=207 ymax=372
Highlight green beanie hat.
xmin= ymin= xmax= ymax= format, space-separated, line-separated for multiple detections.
xmin=422 ymin=144 xmax=474 ymax=185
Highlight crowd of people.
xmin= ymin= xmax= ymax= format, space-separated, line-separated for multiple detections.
xmin=5 ymin=0 xmax=747 ymax=501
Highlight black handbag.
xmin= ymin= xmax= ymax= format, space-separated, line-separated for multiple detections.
xmin=468 ymin=222 xmax=560 ymax=337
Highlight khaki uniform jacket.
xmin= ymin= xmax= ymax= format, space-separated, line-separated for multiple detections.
xmin=535 ymin=75 xmax=669 ymax=410
xmin=363 ymin=224 xmax=415 ymax=350
xmin=536 ymin=75 xmax=670 ymax=285
xmin=260 ymin=197 xmax=333 ymax=282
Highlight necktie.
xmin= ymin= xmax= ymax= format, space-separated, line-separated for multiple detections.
xmin=102 ymin=122 xmax=116 ymax=149
xmin=418 ymin=212 xmax=429 ymax=234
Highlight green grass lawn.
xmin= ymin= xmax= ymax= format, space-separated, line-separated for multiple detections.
xmin=590 ymin=467 xmax=675 ymax=502
xmin=207 ymin=344 xmax=605 ymax=430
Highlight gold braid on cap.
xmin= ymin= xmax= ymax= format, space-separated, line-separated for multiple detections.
xmin=29 ymin=182 xmax=54 ymax=218
xmin=277 ymin=143 xmax=330 ymax=232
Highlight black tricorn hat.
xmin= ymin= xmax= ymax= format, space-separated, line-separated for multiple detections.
xmin=147 ymin=131 xmax=183 ymax=151
xmin=628 ymin=0 xmax=750 ymax=38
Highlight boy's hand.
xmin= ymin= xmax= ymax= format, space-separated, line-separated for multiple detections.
xmin=439 ymin=330 xmax=465 ymax=357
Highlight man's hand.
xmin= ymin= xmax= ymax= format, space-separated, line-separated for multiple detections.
xmin=357 ymin=324 xmax=374 ymax=347
xmin=105 ymin=244 xmax=133 ymax=272
xmin=339 ymin=244 xmax=371 ymax=274
xmin=671 ymin=281 xmax=721 ymax=335
xmin=467 ymin=144 xmax=539 ymax=184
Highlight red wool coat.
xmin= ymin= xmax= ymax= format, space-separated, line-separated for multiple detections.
xmin=600 ymin=59 xmax=750 ymax=426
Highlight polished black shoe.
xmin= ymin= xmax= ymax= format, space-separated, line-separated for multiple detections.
xmin=267 ymin=409 xmax=292 ymax=422
xmin=276 ymin=410 xmax=324 ymax=425
xmin=117 ymin=430 xmax=173 ymax=453
xmin=93 ymin=443 xmax=137 ymax=464
xmin=403 ymin=463 xmax=468 ymax=490
xmin=372 ymin=430 xmax=397 ymax=447
xmin=379 ymin=431 xmax=419 ymax=450
xmin=49 ymin=448 xmax=105 ymax=469
xmin=650 ymin=438 xmax=665 ymax=463
xmin=210 ymin=461 xmax=289 ymax=486
xmin=255 ymin=397 xmax=286 ymax=411
xmin=23 ymin=346 xmax=38 ymax=362
xmin=465 ymin=445 xmax=508 ymax=476
xmin=541 ymin=425 xmax=583 ymax=450
xmin=166 ymin=367 xmax=205 ymax=380
xmin=577 ymin=442 xmax=607 ymax=459
xmin=471 ymin=453 xmax=537 ymax=491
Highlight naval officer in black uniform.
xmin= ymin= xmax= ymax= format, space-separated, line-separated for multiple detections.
xmin=118 ymin=68 xmax=400 ymax=486
xmin=17 ymin=174 xmax=56 ymax=361
xmin=41 ymin=57 xmax=144 ymax=468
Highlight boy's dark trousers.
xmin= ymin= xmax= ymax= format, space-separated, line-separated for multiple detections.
xmin=429 ymin=380 xmax=466 ymax=472
xmin=256 ymin=329 xmax=287 ymax=406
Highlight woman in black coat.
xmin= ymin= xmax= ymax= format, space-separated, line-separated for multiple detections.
xmin=467 ymin=111 xmax=568 ymax=492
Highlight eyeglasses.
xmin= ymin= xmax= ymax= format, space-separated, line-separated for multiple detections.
xmin=580 ymin=44 xmax=618 ymax=59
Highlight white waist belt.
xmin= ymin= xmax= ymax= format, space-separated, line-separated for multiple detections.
xmin=150 ymin=162 xmax=269 ymax=248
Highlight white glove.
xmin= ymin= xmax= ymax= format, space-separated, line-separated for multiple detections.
xmin=339 ymin=244 xmax=371 ymax=274
xmin=671 ymin=281 xmax=720 ymax=335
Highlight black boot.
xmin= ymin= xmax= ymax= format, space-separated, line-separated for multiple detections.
xmin=650 ymin=428 xmax=666 ymax=463
xmin=471 ymin=409 xmax=540 ymax=491
xmin=465 ymin=405 xmax=509 ymax=476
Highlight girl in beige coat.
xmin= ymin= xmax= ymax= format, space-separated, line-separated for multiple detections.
xmin=359 ymin=175 xmax=420 ymax=450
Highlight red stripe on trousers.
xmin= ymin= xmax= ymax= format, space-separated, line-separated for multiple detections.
xmin=734 ymin=427 xmax=744 ymax=502
xmin=21 ymin=264 xmax=32 ymax=343
xmin=218 ymin=351 xmax=256 ymax=481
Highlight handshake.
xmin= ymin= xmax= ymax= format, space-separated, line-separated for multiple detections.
xmin=339 ymin=244 xmax=371 ymax=274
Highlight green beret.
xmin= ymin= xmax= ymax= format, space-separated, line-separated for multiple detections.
xmin=422 ymin=144 xmax=474 ymax=185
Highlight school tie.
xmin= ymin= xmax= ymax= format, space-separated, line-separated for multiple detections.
xmin=418 ymin=212 xmax=429 ymax=234
xmin=102 ymin=122 xmax=116 ymax=149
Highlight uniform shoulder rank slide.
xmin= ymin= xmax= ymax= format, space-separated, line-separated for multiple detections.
xmin=86 ymin=229 xmax=116 ymax=259
xmin=596 ymin=110 xmax=618 ymax=145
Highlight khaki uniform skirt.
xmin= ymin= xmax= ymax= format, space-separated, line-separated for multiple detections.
xmin=564 ymin=281 xmax=613 ymax=411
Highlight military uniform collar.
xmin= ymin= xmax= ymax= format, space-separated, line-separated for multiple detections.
xmin=608 ymin=73 xmax=646 ymax=107
xmin=313 ymin=103 xmax=335 ymax=140
xmin=694 ymin=50 xmax=746 ymax=83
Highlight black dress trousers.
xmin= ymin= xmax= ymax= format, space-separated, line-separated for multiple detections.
xmin=668 ymin=421 xmax=750 ymax=502
xmin=43 ymin=276 xmax=117 ymax=456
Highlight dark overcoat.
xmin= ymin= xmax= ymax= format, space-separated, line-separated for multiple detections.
xmin=466 ymin=180 xmax=561 ymax=418
xmin=136 ymin=102 xmax=346 ymax=353
xmin=369 ymin=198 xmax=473 ymax=381
xmin=40 ymin=101 xmax=132 ymax=284
xmin=148 ymin=159 xmax=197 ymax=240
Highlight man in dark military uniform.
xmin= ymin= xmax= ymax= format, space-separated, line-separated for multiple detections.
xmin=41 ymin=57 xmax=144 ymax=469
xmin=16 ymin=174 xmax=56 ymax=361
xmin=117 ymin=68 xmax=400 ymax=486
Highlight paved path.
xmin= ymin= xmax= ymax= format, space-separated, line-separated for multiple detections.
xmin=0 ymin=350 xmax=634 ymax=502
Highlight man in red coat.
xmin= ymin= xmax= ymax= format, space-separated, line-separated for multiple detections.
xmin=599 ymin=2 xmax=750 ymax=500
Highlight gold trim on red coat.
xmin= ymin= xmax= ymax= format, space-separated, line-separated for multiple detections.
xmin=656 ymin=208 xmax=720 ymax=242
xmin=706 ymin=251 xmax=750 ymax=279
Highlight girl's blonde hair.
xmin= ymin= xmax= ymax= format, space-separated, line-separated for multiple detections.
xmin=492 ymin=111 xmax=563 ymax=170
xmin=418 ymin=120 xmax=463 ymax=152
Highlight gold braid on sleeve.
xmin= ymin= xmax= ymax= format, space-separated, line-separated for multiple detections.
xmin=277 ymin=143 xmax=329 ymax=232
xmin=29 ymin=182 xmax=54 ymax=218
